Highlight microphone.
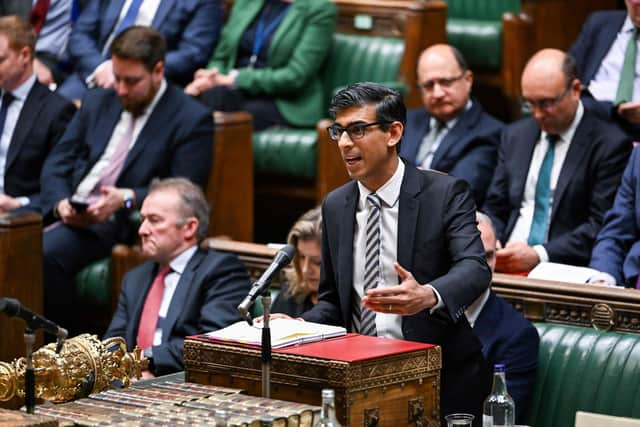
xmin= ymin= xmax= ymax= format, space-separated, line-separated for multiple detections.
xmin=237 ymin=244 xmax=296 ymax=324
xmin=0 ymin=298 xmax=68 ymax=351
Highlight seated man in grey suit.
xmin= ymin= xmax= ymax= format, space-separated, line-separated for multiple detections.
xmin=105 ymin=178 xmax=251 ymax=377
xmin=0 ymin=16 xmax=75 ymax=214
xmin=400 ymin=44 xmax=503 ymax=207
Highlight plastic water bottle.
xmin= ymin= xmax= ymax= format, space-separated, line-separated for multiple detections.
xmin=314 ymin=389 xmax=342 ymax=427
xmin=483 ymin=364 xmax=515 ymax=427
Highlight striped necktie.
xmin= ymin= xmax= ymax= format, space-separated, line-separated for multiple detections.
xmin=354 ymin=193 xmax=382 ymax=336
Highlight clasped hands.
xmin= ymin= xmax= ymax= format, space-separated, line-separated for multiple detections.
xmin=184 ymin=68 xmax=236 ymax=97
xmin=56 ymin=186 xmax=127 ymax=227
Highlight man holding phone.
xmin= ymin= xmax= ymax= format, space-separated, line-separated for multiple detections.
xmin=40 ymin=26 xmax=213 ymax=331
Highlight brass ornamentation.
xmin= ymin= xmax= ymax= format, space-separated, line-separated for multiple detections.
xmin=0 ymin=334 xmax=147 ymax=402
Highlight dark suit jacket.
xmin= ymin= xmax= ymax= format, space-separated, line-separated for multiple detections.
xmin=67 ymin=0 xmax=222 ymax=86
xmin=104 ymin=248 xmax=251 ymax=375
xmin=3 ymin=81 xmax=75 ymax=211
xmin=473 ymin=291 xmax=539 ymax=423
xmin=568 ymin=11 xmax=640 ymax=134
xmin=303 ymin=163 xmax=492 ymax=423
xmin=590 ymin=146 xmax=640 ymax=286
xmin=401 ymin=102 xmax=503 ymax=207
xmin=483 ymin=110 xmax=632 ymax=266
xmin=40 ymin=84 xmax=213 ymax=228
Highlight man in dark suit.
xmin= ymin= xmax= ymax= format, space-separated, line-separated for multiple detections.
xmin=302 ymin=82 xmax=492 ymax=426
xmin=483 ymin=49 xmax=631 ymax=273
xmin=105 ymin=178 xmax=250 ymax=377
xmin=58 ymin=0 xmax=222 ymax=101
xmin=569 ymin=1 xmax=640 ymax=137
xmin=0 ymin=16 xmax=75 ymax=213
xmin=401 ymin=44 xmax=503 ymax=207
xmin=41 ymin=26 xmax=213 ymax=328
xmin=589 ymin=147 xmax=640 ymax=287
xmin=468 ymin=212 xmax=539 ymax=423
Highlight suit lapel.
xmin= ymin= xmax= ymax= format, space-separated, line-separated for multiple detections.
xmin=406 ymin=110 xmax=430 ymax=164
xmin=152 ymin=0 xmax=174 ymax=28
xmin=338 ymin=182 xmax=357 ymax=326
xmin=104 ymin=0 xmax=126 ymax=38
xmin=5 ymin=83 xmax=44 ymax=172
xmin=88 ymin=96 xmax=122 ymax=168
xmin=268 ymin=0 xmax=301 ymax=59
xmin=587 ymin=17 xmax=625 ymax=82
xmin=162 ymin=249 xmax=205 ymax=341
xmin=431 ymin=103 xmax=481 ymax=169
xmin=397 ymin=164 xmax=421 ymax=274
xmin=550 ymin=116 xmax=590 ymax=224
xmin=512 ymin=120 xmax=539 ymax=205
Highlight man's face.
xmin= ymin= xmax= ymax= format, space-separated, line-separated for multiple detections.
xmin=0 ymin=34 xmax=29 ymax=92
xmin=627 ymin=0 xmax=640 ymax=27
xmin=478 ymin=221 xmax=496 ymax=273
xmin=139 ymin=189 xmax=197 ymax=265
xmin=333 ymin=104 xmax=402 ymax=191
xmin=112 ymin=55 xmax=163 ymax=116
xmin=521 ymin=70 xmax=580 ymax=135
xmin=417 ymin=49 xmax=472 ymax=122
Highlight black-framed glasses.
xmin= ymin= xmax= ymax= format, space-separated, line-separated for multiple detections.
xmin=326 ymin=121 xmax=390 ymax=141
xmin=417 ymin=73 xmax=466 ymax=92
xmin=522 ymin=82 xmax=573 ymax=112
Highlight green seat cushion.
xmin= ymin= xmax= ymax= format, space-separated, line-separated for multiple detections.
xmin=74 ymin=257 xmax=111 ymax=307
xmin=447 ymin=19 xmax=502 ymax=70
xmin=251 ymin=288 xmax=281 ymax=318
xmin=529 ymin=323 xmax=640 ymax=427
xmin=254 ymin=129 xmax=317 ymax=178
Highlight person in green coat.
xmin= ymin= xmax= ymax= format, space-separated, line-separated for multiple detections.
xmin=185 ymin=0 xmax=336 ymax=130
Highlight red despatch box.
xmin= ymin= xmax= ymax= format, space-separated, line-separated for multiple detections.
xmin=184 ymin=333 xmax=442 ymax=426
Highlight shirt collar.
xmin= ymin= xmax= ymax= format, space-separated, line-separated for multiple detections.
xmin=9 ymin=74 xmax=36 ymax=102
xmin=543 ymin=100 xmax=583 ymax=144
xmin=167 ymin=245 xmax=198 ymax=275
xmin=623 ymin=15 xmax=636 ymax=33
xmin=357 ymin=159 xmax=405 ymax=209
xmin=432 ymin=99 xmax=472 ymax=131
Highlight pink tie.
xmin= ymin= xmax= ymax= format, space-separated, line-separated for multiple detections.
xmin=136 ymin=265 xmax=171 ymax=349
xmin=88 ymin=115 xmax=136 ymax=202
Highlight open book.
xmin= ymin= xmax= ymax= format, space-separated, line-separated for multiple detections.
xmin=203 ymin=318 xmax=347 ymax=349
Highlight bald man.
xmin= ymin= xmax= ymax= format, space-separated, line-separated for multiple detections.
xmin=483 ymin=49 xmax=632 ymax=273
xmin=401 ymin=44 xmax=503 ymax=207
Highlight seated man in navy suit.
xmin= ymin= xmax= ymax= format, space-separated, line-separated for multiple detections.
xmin=483 ymin=49 xmax=631 ymax=273
xmin=589 ymin=146 xmax=640 ymax=287
xmin=41 ymin=26 xmax=213 ymax=331
xmin=569 ymin=0 xmax=640 ymax=138
xmin=0 ymin=16 xmax=75 ymax=214
xmin=400 ymin=44 xmax=503 ymax=207
xmin=467 ymin=211 xmax=539 ymax=423
xmin=58 ymin=0 xmax=222 ymax=101
xmin=105 ymin=178 xmax=250 ymax=377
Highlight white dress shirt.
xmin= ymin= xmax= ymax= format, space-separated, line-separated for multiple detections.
xmin=507 ymin=102 xmax=584 ymax=262
xmin=589 ymin=16 xmax=640 ymax=103
xmin=74 ymin=79 xmax=167 ymax=199
xmin=0 ymin=74 xmax=36 ymax=205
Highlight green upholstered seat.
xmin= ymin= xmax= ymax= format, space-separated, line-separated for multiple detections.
xmin=445 ymin=0 xmax=520 ymax=70
xmin=74 ymin=257 xmax=111 ymax=307
xmin=253 ymin=33 xmax=404 ymax=179
xmin=528 ymin=323 xmax=640 ymax=427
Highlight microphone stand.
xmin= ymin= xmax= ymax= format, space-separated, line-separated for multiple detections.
xmin=260 ymin=290 xmax=272 ymax=399
xmin=23 ymin=327 xmax=35 ymax=414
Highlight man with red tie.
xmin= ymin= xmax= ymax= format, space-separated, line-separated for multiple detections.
xmin=104 ymin=178 xmax=250 ymax=377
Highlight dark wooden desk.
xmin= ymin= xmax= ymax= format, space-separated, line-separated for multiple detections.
xmin=0 ymin=212 xmax=43 ymax=362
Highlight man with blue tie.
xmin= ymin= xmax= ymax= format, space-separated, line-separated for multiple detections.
xmin=57 ymin=0 xmax=222 ymax=101
xmin=570 ymin=0 xmax=640 ymax=138
xmin=483 ymin=49 xmax=631 ymax=273
xmin=401 ymin=44 xmax=503 ymax=207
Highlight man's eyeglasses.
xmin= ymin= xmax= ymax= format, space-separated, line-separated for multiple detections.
xmin=521 ymin=82 xmax=573 ymax=112
xmin=326 ymin=121 xmax=389 ymax=141
xmin=417 ymin=73 xmax=465 ymax=92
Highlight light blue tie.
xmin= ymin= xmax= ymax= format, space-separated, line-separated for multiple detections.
xmin=528 ymin=134 xmax=559 ymax=246
xmin=113 ymin=0 xmax=144 ymax=37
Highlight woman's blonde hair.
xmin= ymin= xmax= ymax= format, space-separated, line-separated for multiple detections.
xmin=284 ymin=207 xmax=322 ymax=301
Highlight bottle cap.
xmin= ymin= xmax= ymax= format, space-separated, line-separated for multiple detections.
xmin=322 ymin=389 xmax=335 ymax=399
xmin=494 ymin=363 xmax=506 ymax=372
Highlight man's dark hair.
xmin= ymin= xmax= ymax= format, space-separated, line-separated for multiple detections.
xmin=562 ymin=53 xmax=578 ymax=84
xmin=110 ymin=26 xmax=166 ymax=72
xmin=329 ymin=82 xmax=406 ymax=151
xmin=449 ymin=45 xmax=469 ymax=73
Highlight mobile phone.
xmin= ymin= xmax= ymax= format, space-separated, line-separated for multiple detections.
xmin=69 ymin=197 xmax=88 ymax=212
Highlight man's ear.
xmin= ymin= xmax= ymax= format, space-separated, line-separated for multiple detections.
xmin=183 ymin=217 xmax=199 ymax=240
xmin=387 ymin=121 xmax=404 ymax=148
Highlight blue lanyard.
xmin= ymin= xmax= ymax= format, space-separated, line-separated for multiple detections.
xmin=249 ymin=2 xmax=290 ymax=67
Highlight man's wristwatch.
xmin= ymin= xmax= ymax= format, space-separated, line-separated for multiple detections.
xmin=122 ymin=189 xmax=135 ymax=209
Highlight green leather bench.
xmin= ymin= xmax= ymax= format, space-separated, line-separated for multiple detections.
xmin=528 ymin=323 xmax=640 ymax=427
